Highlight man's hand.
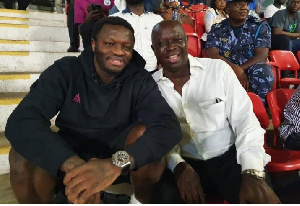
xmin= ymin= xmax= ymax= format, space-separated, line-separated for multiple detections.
xmin=84 ymin=10 xmax=106 ymax=23
xmin=61 ymin=155 xmax=86 ymax=172
xmin=239 ymin=174 xmax=281 ymax=204
xmin=63 ymin=158 xmax=122 ymax=204
xmin=174 ymin=162 xmax=206 ymax=204
xmin=232 ymin=65 xmax=249 ymax=90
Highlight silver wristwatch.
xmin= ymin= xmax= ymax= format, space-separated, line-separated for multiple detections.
xmin=242 ymin=169 xmax=265 ymax=180
xmin=112 ymin=151 xmax=131 ymax=175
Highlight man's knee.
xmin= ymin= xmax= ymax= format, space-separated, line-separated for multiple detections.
xmin=9 ymin=148 xmax=32 ymax=176
xmin=248 ymin=63 xmax=274 ymax=88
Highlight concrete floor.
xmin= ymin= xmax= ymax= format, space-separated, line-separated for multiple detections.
xmin=0 ymin=173 xmax=17 ymax=204
xmin=0 ymin=172 xmax=299 ymax=204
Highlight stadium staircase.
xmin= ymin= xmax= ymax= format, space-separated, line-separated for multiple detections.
xmin=0 ymin=8 xmax=81 ymax=175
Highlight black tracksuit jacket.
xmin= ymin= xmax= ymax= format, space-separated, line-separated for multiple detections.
xmin=5 ymin=48 xmax=181 ymax=176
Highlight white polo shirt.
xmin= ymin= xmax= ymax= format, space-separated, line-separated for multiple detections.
xmin=111 ymin=9 xmax=163 ymax=72
xmin=264 ymin=4 xmax=285 ymax=19
xmin=152 ymin=55 xmax=271 ymax=172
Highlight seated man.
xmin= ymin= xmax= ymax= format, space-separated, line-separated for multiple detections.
xmin=279 ymin=86 xmax=300 ymax=150
xmin=151 ymin=20 xmax=281 ymax=204
xmin=5 ymin=17 xmax=181 ymax=204
xmin=264 ymin=0 xmax=286 ymax=22
xmin=270 ymin=0 xmax=300 ymax=54
xmin=206 ymin=0 xmax=274 ymax=106
xmin=111 ymin=0 xmax=163 ymax=72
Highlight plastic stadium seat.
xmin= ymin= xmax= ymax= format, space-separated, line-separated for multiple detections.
xmin=266 ymin=58 xmax=279 ymax=90
xmin=186 ymin=32 xmax=201 ymax=57
xmin=297 ymin=51 xmax=300 ymax=63
xmin=267 ymin=89 xmax=295 ymax=148
xmin=182 ymin=23 xmax=194 ymax=33
xmin=248 ymin=91 xmax=300 ymax=173
xmin=190 ymin=4 xmax=208 ymax=12
xmin=269 ymin=50 xmax=300 ymax=88
xmin=194 ymin=11 xmax=206 ymax=39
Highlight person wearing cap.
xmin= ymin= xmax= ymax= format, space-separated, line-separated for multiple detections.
xmin=205 ymin=0 xmax=274 ymax=106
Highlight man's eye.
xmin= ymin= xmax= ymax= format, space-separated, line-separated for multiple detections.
xmin=159 ymin=43 xmax=166 ymax=47
xmin=105 ymin=42 xmax=114 ymax=46
xmin=124 ymin=46 xmax=132 ymax=51
xmin=175 ymin=38 xmax=183 ymax=42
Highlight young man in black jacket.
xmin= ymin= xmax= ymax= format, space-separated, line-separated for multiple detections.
xmin=5 ymin=16 xmax=181 ymax=204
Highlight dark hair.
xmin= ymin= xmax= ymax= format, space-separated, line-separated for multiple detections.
xmin=92 ymin=16 xmax=135 ymax=42
xmin=210 ymin=0 xmax=217 ymax=10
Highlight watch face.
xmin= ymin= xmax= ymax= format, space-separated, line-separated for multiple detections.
xmin=112 ymin=151 xmax=130 ymax=168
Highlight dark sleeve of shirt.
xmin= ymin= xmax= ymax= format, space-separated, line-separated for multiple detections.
xmin=205 ymin=23 xmax=221 ymax=49
xmin=270 ymin=10 xmax=284 ymax=29
xmin=5 ymin=60 xmax=76 ymax=177
xmin=125 ymin=74 xmax=182 ymax=169
xmin=255 ymin=21 xmax=271 ymax=48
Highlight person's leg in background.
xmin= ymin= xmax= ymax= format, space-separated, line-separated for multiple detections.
xmin=291 ymin=39 xmax=300 ymax=55
xmin=247 ymin=63 xmax=274 ymax=106
xmin=55 ymin=0 xmax=64 ymax=14
xmin=4 ymin=0 xmax=13 ymax=9
xmin=67 ymin=0 xmax=80 ymax=52
xmin=17 ymin=0 xmax=31 ymax=10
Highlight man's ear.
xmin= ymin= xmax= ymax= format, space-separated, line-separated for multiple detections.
xmin=91 ymin=39 xmax=96 ymax=52
xmin=151 ymin=45 xmax=155 ymax=52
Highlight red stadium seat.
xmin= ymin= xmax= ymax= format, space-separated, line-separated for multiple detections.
xmin=269 ymin=50 xmax=300 ymax=88
xmin=267 ymin=89 xmax=295 ymax=148
xmin=194 ymin=11 xmax=206 ymax=38
xmin=248 ymin=91 xmax=300 ymax=173
xmin=186 ymin=32 xmax=201 ymax=57
xmin=182 ymin=23 xmax=194 ymax=33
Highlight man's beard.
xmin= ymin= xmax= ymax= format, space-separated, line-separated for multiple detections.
xmin=125 ymin=0 xmax=144 ymax=6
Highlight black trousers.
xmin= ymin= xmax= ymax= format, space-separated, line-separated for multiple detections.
xmin=4 ymin=0 xmax=30 ymax=10
xmin=67 ymin=0 xmax=79 ymax=49
xmin=79 ymin=21 xmax=94 ymax=49
xmin=152 ymin=146 xmax=273 ymax=204
xmin=285 ymin=132 xmax=300 ymax=150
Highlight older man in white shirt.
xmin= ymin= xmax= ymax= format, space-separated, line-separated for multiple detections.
xmin=150 ymin=20 xmax=281 ymax=204
xmin=110 ymin=0 xmax=163 ymax=72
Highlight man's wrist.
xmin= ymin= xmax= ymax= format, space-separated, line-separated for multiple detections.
xmin=242 ymin=169 xmax=265 ymax=180
xmin=61 ymin=155 xmax=85 ymax=172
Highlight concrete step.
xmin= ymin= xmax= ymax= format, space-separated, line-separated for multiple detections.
xmin=0 ymin=51 xmax=80 ymax=73
xmin=0 ymin=8 xmax=66 ymax=22
xmin=0 ymin=74 xmax=39 ymax=93
xmin=0 ymin=16 xmax=66 ymax=27
xmin=0 ymin=40 xmax=72 ymax=52
xmin=0 ymin=24 xmax=69 ymax=42
xmin=0 ymin=132 xmax=10 ymax=148
xmin=0 ymin=92 xmax=58 ymax=132
xmin=0 ymin=92 xmax=26 ymax=132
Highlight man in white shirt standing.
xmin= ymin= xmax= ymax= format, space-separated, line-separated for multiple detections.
xmin=264 ymin=0 xmax=286 ymax=21
xmin=111 ymin=0 xmax=163 ymax=72
xmin=151 ymin=20 xmax=281 ymax=204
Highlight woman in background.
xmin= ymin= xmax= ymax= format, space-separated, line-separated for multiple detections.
xmin=202 ymin=0 xmax=227 ymax=43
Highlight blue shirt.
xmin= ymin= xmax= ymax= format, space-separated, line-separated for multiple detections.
xmin=206 ymin=16 xmax=271 ymax=65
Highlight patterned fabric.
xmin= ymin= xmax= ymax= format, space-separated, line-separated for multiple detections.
xmin=206 ymin=16 xmax=274 ymax=105
xmin=279 ymin=86 xmax=300 ymax=141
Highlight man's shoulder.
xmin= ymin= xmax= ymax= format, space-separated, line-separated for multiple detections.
xmin=211 ymin=19 xmax=228 ymax=32
xmin=246 ymin=15 xmax=263 ymax=25
xmin=265 ymin=4 xmax=275 ymax=11
xmin=272 ymin=9 xmax=286 ymax=18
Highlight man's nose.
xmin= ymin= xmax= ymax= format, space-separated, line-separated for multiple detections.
xmin=113 ymin=44 xmax=125 ymax=55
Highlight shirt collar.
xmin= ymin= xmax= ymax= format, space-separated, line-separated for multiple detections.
xmin=121 ymin=7 xmax=149 ymax=14
xmin=152 ymin=55 xmax=205 ymax=82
